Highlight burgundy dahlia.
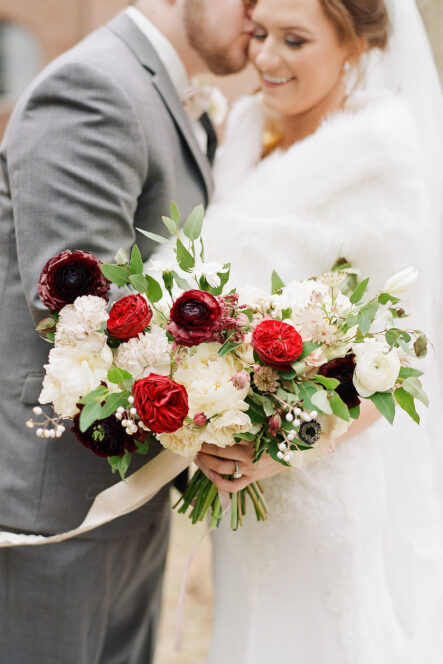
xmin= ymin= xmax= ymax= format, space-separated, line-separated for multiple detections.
xmin=318 ymin=355 xmax=361 ymax=409
xmin=71 ymin=411 xmax=137 ymax=458
xmin=38 ymin=250 xmax=110 ymax=312
xmin=168 ymin=289 xmax=221 ymax=347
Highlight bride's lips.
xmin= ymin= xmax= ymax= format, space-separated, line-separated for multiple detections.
xmin=261 ymin=74 xmax=295 ymax=88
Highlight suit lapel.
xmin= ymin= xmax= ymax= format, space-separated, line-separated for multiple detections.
xmin=107 ymin=12 xmax=213 ymax=201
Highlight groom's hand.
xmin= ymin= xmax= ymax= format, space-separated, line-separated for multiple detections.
xmin=195 ymin=441 xmax=286 ymax=492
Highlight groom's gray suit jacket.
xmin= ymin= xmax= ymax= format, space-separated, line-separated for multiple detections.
xmin=0 ymin=11 xmax=213 ymax=536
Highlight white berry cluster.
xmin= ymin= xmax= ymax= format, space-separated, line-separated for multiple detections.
xmin=114 ymin=396 xmax=149 ymax=436
xmin=26 ymin=406 xmax=67 ymax=439
xmin=277 ymin=406 xmax=319 ymax=460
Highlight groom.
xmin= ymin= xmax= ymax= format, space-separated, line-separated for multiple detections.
xmin=0 ymin=1 xmax=254 ymax=662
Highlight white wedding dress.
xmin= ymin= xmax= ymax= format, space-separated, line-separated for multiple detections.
xmin=203 ymin=4 xmax=443 ymax=662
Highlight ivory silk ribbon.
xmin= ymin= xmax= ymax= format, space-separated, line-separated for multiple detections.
xmin=0 ymin=450 xmax=191 ymax=547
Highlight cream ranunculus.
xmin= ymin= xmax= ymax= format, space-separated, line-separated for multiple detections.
xmin=204 ymin=410 xmax=253 ymax=448
xmin=39 ymin=333 xmax=113 ymax=417
xmin=114 ymin=324 xmax=171 ymax=380
xmin=55 ymin=295 xmax=109 ymax=345
xmin=158 ymin=425 xmax=204 ymax=457
xmin=353 ymin=342 xmax=401 ymax=398
xmin=172 ymin=343 xmax=249 ymax=418
xmin=383 ymin=267 xmax=418 ymax=295
xmin=234 ymin=332 xmax=255 ymax=366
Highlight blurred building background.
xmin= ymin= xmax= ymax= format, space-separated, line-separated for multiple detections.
xmin=0 ymin=0 xmax=442 ymax=137
xmin=0 ymin=1 xmax=441 ymax=663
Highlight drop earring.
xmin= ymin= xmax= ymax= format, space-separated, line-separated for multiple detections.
xmin=342 ymin=61 xmax=356 ymax=96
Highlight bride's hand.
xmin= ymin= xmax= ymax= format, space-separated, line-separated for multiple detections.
xmin=195 ymin=441 xmax=286 ymax=492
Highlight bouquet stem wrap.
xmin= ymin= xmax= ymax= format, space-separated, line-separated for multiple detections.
xmin=0 ymin=450 xmax=190 ymax=548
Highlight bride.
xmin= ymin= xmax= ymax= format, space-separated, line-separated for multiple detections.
xmin=195 ymin=0 xmax=443 ymax=662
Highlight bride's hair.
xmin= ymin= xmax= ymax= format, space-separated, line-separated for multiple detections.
xmin=320 ymin=0 xmax=389 ymax=50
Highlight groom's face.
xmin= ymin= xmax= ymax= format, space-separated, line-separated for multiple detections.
xmin=184 ymin=0 xmax=255 ymax=75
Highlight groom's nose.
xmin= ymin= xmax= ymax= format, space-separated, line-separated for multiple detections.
xmin=241 ymin=0 xmax=256 ymax=19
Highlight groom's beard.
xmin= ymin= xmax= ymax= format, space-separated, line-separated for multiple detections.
xmin=183 ymin=0 xmax=250 ymax=75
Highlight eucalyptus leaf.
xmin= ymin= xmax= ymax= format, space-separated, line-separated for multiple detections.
xmin=135 ymin=438 xmax=151 ymax=455
xmin=349 ymin=404 xmax=360 ymax=420
xmin=329 ymin=392 xmax=350 ymax=421
xmin=170 ymin=201 xmax=181 ymax=225
xmin=172 ymin=271 xmax=193 ymax=291
xmin=402 ymin=377 xmax=429 ymax=407
xmin=146 ymin=275 xmax=163 ymax=303
xmin=313 ymin=375 xmax=340 ymax=390
xmin=398 ymin=367 xmax=424 ymax=379
xmin=108 ymin=366 xmax=132 ymax=385
xmin=79 ymin=385 xmax=108 ymax=405
xmin=176 ymin=239 xmax=195 ymax=272
xmin=378 ymin=292 xmax=400 ymax=306
xmin=233 ymin=432 xmax=257 ymax=442
xmin=114 ymin=248 xmax=128 ymax=266
xmin=218 ymin=341 xmax=242 ymax=357
xmin=358 ymin=301 xmax=379 ymax=335
xmin=35 ymin=317 xmax=57 ymax=332
xmin=350 ymin=277 xmax=369 ymax=304
xmin=129 ymin=244 xmax=143 ymax=275
xmin=101 ymin=391 xmax=130 ymax=419
xmin=394 ymin=387 xmax=420 ymax=424
xmin=101 ymin=264 xmax=130 ymax=287
xmin=129 ymin=274 xmax=148 ymax=294
xmin=79 ymin=401 xmax=103 ymax=433
xmin=136 ymin=227 xmax=169 ymax=244
xmin=162 ymin=216 xmax=178 ymax=236
xmin=369 ymin=391 xmax=395 ymax=425
xmin=183 ymin=204 xmax=204 ymax=241
xmin=311 ymin=389 xmax=333 ymax=415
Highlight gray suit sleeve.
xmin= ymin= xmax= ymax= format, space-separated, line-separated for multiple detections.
xmin=7 ymin=61 xmax=148 ymax=323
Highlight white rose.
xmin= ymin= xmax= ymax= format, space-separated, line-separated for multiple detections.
xmin=39 ymin=333 xmax=113 ymax=417
xmin=55 ymin=296 xmax=109 ymax=345
xmin=158 ymin=426 xmax=204 ymax=457
xmin=173 ymin=343 xmax=248 ymax=417
xmin=353 ymin=342 xmax=401 ymax=398
xmin=114 ymin=325 xmax=171 ymax=380
xmin=205 ymin=410 xmax=253 ymax=448
xmin=383 ymin=267 xmax=418 ymax=295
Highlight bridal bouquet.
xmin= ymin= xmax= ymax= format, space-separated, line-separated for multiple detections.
xmin=30 ymin=204 xmax=429 ymax=529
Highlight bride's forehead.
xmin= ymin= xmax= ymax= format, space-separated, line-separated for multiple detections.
xmin=252 ymin=0 xmax=328 ymax=26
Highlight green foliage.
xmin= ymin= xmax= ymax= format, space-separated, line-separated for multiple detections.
xmin=145 ymin=275 xmax=163 ymax=303
xmin=394 ymin=388 xmax=420 ymax=424
xmin=298 ymin=341 xmax=321 ymax=361
xmin=170 ymin=201 xmax=181 ymax=225
xmin=218 ymin=340 xmax=243 ymax=357
xmin=313 ymin=375 xmax=340 ymax=390
xmin=108 ymin=366 xmax=132 ymax=385
xmin=136 ymin=227 xmax=169 ymax=244
xmin=398 ymin=367 xmax=424 ymax=379
xmin=176 ymin=239 xmax=195 ymax=272
xmin=349 ymin=404 xmax=360 ymax=420
xmin=369 ymin=391 xmax=395 ymax=424
xmin=329 ymin=392 xmax=350 ymax=421
xmin=79 ymin=401 xmax=103 ymax=433
xmin=101 ymin=264 xmax=130 ymax=287
xmin=183 ymin=205 xmax=204 ymax=241
xmin=130 ymin=245 xmax=143 ymax=275
xmin=108 ymin=450 xmax=132 ymax=480
xmin=378 ymin=292 xmax=400 ymax=305
xmin=162 ymin=216 xmax=178 ymax=236
xmin=402 ymin=377 xmax=429 ymax=407
xmin=101 ymin=391 xmax=130 ymax=419
xmin=129 ymin=274 xmax=148 ymax=294
xmin=358 ymin=300 xmax=379 ymax=335
xmin=350 ymin=277 xmax=369 ymax=304
xmin=310 ymin=389 xmax=333 ymax=415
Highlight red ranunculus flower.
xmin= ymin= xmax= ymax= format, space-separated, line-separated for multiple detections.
xmin=252 ymin=320 xmax=303 ymax=370
xmin=71 ymin=409 xmax=137 ymax=458
xmin=38 ymin=250 xmax=110 ymax=312
xmin=107 ymin=294 xmax=153 ymax=340
xmin=168 ymin=289 xmax=221 ymax=347
xmin=133 ymin=374 xmax=189 ymax=434
xmin=318 ymin=355 xmax=361 ymax=409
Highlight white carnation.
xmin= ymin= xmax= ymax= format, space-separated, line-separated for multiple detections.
xmin=236 ymin=286 xmax=272 ymax=311
xmin=204 ymin=410 xmax=253 ymax=448
xmin=173 ymin=343 xmax=249 ymax=417
xmin=353 ymin=341 xmax=401 ymax=398
xmin=55 ymin=296 xmax=109 ymax=345
xmin=158 ymin=425 xmax=204 ymax=457
xmin=114 ymin=324 xmax=171 ymax=380
xmin=39 ymin=333 xmax=113 ymax=417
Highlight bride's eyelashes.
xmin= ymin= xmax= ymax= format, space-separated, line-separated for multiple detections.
xmin=251 ymin=29 xmax=307 ymax=49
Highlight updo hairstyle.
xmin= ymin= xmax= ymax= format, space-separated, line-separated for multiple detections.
xmin=320 ymin=0 xmax=390 ymax=51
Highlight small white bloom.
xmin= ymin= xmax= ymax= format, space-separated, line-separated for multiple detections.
xmin=384 ymin=267 xmax=418 ymax=295
xmin=114 ymin=324 xmax=171 ymax=380
xmin=159 ymin=425 xmax=204 ymax=457
xmin=55 ymin=296 xmax=109 ymax=345
xmin=39 ymin=333 xmax=113 ymax=417
xmin=353 ymin=341 xmax=401 ymax=398
xmin=207 ymin=86 xmax=229 ymax=126
xmin=190 ymin=262 xmax=227 ymax=289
